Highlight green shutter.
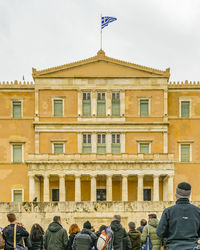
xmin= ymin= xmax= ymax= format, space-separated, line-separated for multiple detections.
xmin=13 ymin=190 xmax=22 ymax=202
xmin=111 ymin=144 xmax=120 ymax=153
xmin=112 ymin=101 xmax=120 ymax=116
xmin=83 ymin=101 xmax=91 ymax=116
xmin=13 ymin=102 xmax=21 ymax=118
xmin=54 ymin=100 xmax=63 ymax=117
xmin=82 ymin=144 xmax=92 ymax=153
xmin=97 ymin=145 xmax=106 ymax=153
xmin=140 ymin=100 xmax=149 ymax=117
xmin=13 ymin=145 xmax=22 ymax=163
xmin=97 ymin=100 xmax=106 ymax=116
xmin=181 ymin=102 xmax=190 ymax=118
xmin=54 ymin=144 xmax=64 ymax=153
xmin=140 ymin=143 xmax=149 ymax=153
xmin=181 ymin=145 xmax=190 ymax=162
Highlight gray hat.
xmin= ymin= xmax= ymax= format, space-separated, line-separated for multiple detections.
xmin=175 ymin=182 xmax=191 ymax=199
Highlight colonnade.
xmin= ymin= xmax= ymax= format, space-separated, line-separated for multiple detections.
xmin=29 ymin=173 xmax=174 ymax=202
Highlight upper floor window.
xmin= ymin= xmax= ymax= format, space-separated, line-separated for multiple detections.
xmin=53 ymin=99 xmax=63 ymax=117
xmin=97 ymin=92 xmax=106 ymax=116
xmin=82 ymin=134 xmax=92 ymax=153
xmin=82 ymin=92 xmax=91 ymax=116
xmin=12 ymin=144 xmax=23 ymax=163
xmin=12 ymin=101 xmax=22 ymax=118
xmin=180 ymin=144 xmax=191 ymax=162
xmin=12 ymin=189 xmax=24 ymax=202
xmin=180 ymin=101 xmax=190 ymax=118
xmin=140 ymin=99 xmax=149 ymax=117
xmin=97 ymin=134 xmax=106 ymax=153
xmin=112 ymin=92 xmax=120 ymax=116
xmin=112 ymin=134 xmax=120 ymax=153
xmin=53 ymin=143 xmax=64 ymax=154
xmin=139 ymin=143 xmax=150 ymax=154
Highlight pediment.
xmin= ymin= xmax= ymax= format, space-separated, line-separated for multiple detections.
xmin=32 ymin=50 xmax=170 ymax=79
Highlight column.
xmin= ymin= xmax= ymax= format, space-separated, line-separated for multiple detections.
xmin=107 ymin=133 xmax=112 ymax=153
xmin=120 ymin=90 xmax=125 ymax=116
xmin=137 ymin=174 xmax=144 ymax=201
xmin=122 ymin=175 xmax=128 ymax=202
xmin=43 ymin=174 xmax=50 ymax=202
xmin=92 ymin=133 xmax=97 ymax=153
xmin=164 ymin=90 xmax=168 ymax=122
xmin=77 ymin=133 xmax=82 ymax=153
xmin=106 ymin=91 xmax=112 ymax=116
xmin=163 ymin=132 xmax=168 ymax=153
xmin=91 ymin=91 xmax=96 ymax=116
xmin=59 ymin=174 xmax=66 ymax=202
xmin=91 ymin=175 xmax=97 ymax=202
xmin=168 ymin=175 xmax=174 ymax=201
xmin=153 ymin=174 xmax=159 ymax=201
xmin=163 ymin=176 xmax=168 ymax=201
xmin=35 ymin=132 xmax=39 ymax=154
xmin=29 ymin=174 xmax=35 ymax=202
xmin=78 ymin=91 xmax=82 ymax=116
xmin=106 ymin=175 xmax=112 ymax=201
xmin=75 ymin=175 xmax=81 ymax=202
xmin=121 ymin=133 xmax=125 ymax=153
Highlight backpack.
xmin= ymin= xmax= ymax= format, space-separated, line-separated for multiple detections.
xmin=0 ymin=232 xmax=5 ymax=249
xmin=97 ymin=226 xmax=113 ymax=250
xmin=142 ymin=226 xmax=152 ymax=250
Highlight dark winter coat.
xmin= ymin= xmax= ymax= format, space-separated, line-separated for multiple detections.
xmin=30 ymin=238 xmax=43 ymax=250
xmin=128 ymin=229 xmax=141 ymax=250
xmin=67 ymin=234 xmax=77 ymax=250
xmin=72 ymin=228 xmax=97 ymax=250
xmin=123 ymin=235 xmax=132 ymax=250
xmin=136 ymin=226 xmax=144 ymax=234
xmin=3 ymin=224 xmax=29 ymax=250
xmin=156 ymin=198 xmax=200 ymax=250
xmin=44 ymin=222 xmax=68 ymax=250
xmin=110 ymin=220 xmax=127 ymax=250
xmin=141 ymin=219 xmax=161 ymax=250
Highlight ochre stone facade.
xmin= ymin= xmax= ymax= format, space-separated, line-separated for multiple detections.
xmin=0 ymin=50 xmax=199 ymax=206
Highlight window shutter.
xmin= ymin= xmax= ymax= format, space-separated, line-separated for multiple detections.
xmin=97 ymin=101 xmax=106 ymax=116
xmin=83 ymin=144 xmax=92 ymax=153
xmin=140 ymin=143 xmax=149 ymax=153
xmin=54 ymin=144 xmax=64 ymax=153
xmin=111 ymin=144 xmax=120 ymax=153
xmin=83 ymin=101 xmax=91 ymax=116
xmin=13 ymin=190 xmax=22 ymax=202
xmin=112 ymin=101 xmax=120 ymax=116
xmin=13 ymin=102 xmax=22 ymax=118
xmin=140 ymin=100 xmax=149 ymax=117
xmin=181 ymin=145 xmax=190 ymax=162
xmin=13 ymin=145 xmax=22 ymax=163
xmin=181 ymin=102 xmax=190 ymax=118
xmin=97 ymin=145 xmax=106 ymax=154
xmin=54 ymin=100 xmax=63 ymax=117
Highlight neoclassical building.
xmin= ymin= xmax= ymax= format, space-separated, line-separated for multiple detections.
xmin=0 ymin=50 xmax=199 ymax=203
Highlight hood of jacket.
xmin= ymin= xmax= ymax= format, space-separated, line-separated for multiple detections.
xmin=148 ymin=218 xmax=159 ymax=228
xmin=110 ymin=220 xmax=122 ymax=232
xmin=128 ymin=229 xmax=140 ymax=239
xmin=48 ymin=222 xmax=63 ymax=232
xmin=81 ymin=228 xmax=92 ymax=235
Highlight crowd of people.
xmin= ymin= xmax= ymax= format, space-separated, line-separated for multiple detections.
xmin=0 ymin=182 xmax=200 ymax=250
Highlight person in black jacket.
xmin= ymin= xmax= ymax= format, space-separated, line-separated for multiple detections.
xmin=156 ymin=182 xmax=200 ymax=250
xmin=30 ymin=223 xmax=44 ymax=250
xmin=3 ymin=213 xmax=29 ymax=250
xmin=67 ymin=224 xmax=80 ymax=250
xmin=136 ymin=219 xmax=147 ymax=234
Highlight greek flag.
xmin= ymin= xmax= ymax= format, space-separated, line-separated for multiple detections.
xmin=101 ymin=16 xmax=117 ymax=29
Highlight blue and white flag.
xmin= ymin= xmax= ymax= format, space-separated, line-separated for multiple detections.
xmin=101 ymin=16 xmax=117 ymax=29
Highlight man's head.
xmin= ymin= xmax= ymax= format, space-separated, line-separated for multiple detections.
xmin=148 ymin=214 xmax=157 ymax=221
xmin=83 ymin=221 xmax=91 ymax=230
xmin=175 ymin=182 xmax=191 ymax=199
xmin=7 ymin=213 xmax=16 ymax=223
xmin=112 ymin=215 xmax=121 ymax=222
xmin=128 ymin=222 xmax=136 ymax=230
xmin=140 ymin=219 xmax=147 ymax=227
xmin=53 ymin=216 xmax=61 ymax=224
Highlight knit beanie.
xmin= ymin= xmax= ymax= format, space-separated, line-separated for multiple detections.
xmin=83 ymin=220 xmax=91 ymax=229
xmin=175 ymin=182 xmax=191 ymax=199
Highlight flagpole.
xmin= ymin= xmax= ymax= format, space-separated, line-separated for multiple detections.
xmin=100 ymin=14 xmax=102 ymax=50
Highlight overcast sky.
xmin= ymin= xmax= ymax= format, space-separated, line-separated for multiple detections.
xmin=0 ymin=0 xmax=200 ymax=82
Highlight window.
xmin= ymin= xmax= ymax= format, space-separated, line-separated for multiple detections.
xmin=12 ymin=101 xmax=22 ymax=118
xmin=97 ymin=134 xmax=106 ymax=153
xmin=54 ymin=99 xmax=63 ymax=117
xmin=139 ymin=143 xmax=150 ymax=154
xmin=52 ymin=189 xmax=59 ymax=201
xmin=144 ymin=189 xmax=151 ymax=201
xmin=97 ymin=92 xmax=106 ymax=116
xmin=12 ymin=189 xmax=23 ymax=202
xmin=180 ymin=144 xmax=190 ymax=162
xmin=112 ymin=134 xmax=120 ymax=153
xmin=82 ymin=92 xmax=91 ymax=116
xmin=181 ymin=101 xmax=190 ymax=118
xmin=97 ymin=189 xmax=106 ymax=201
xmin=53 ymin=143 xmax=64 ymax=154
xmin=12 ymin=145 xmax=23 ymax=163
xmin=82 ymin=134 xmax=92 ymax=153
xmin=140 ymin=99 xmax=149 ymax=117
xmin=112 ymin=92 xmax=120 ymax=116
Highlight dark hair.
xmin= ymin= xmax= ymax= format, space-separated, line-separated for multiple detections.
xmin=69 ymin=224 xmax=80 ymax=235
xmin=30 ymin=224 xmax=44 ymax=241
xmin=140 ymin=219 xmax=147 ymax=226
xmin=7 ymin=213 xmax=16 ymax=223
xmin=148 ymin=214 xmax=157 ymax=219
xmin=53 ymin=216 xmax=61 ymax=223
xmin=128 ymin=222 xmax=136 ymax=230
xmin=83 ymin=221 xmax=91 ymax=229
xmin=98 ymin=225 xmax=107 ymax=233
xmin=113 ymin=215 xmax=121 ymax=222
